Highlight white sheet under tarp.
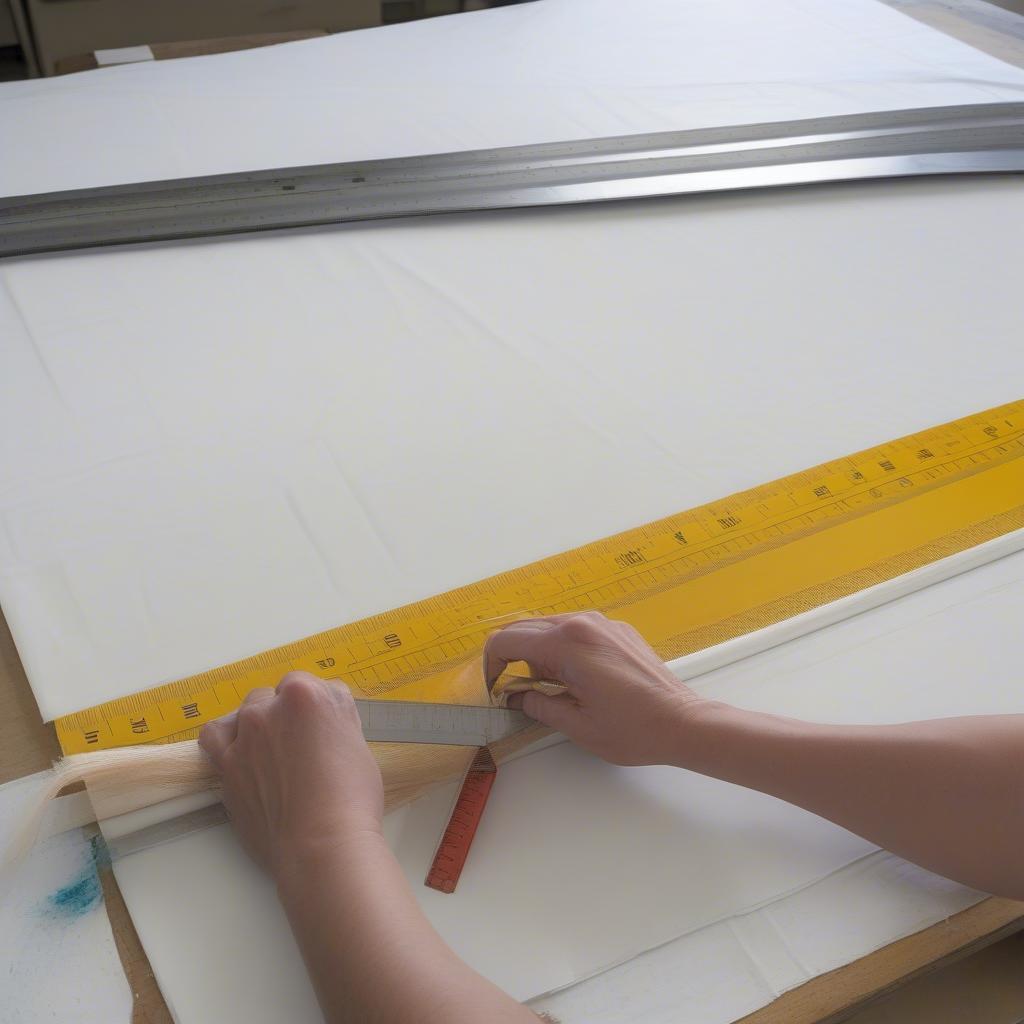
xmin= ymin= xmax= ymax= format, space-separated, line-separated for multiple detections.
xmin=3 ymin=0 xmax=1024 ymax=722
xmin=2 ymin=0 xmax=1024 ymax=1020
xmin=3 ymin=176 xmax=1023 ymax=721
xmin=2 ymin=0 xmax=1024 ymax=197
xmin=2 ymin=173 xmax=1021 ymax=1019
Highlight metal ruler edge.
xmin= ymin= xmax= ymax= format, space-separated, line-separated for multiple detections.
xmin=3 ymin=103 xmax=1024 ymax=258
xmin=353 ymin=699 xmax=529 ymax=747
xmin=53 ymin=399 xmax=1024 ymax=755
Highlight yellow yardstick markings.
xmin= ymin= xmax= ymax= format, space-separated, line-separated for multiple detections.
xmin=55 ymin=401 xmax=1024 ymax=755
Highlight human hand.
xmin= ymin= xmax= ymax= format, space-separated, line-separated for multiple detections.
xmin=198 ymin=673 xmax=383 ymax=880
xmin=483 ymin=611 xmax=708 ymax=766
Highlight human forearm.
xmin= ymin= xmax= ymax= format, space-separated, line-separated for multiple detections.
xmin=674 ymin=703 xmax=1024 ymax=899
xmin=278 ymin=832 xmax=536 ymax=1024
xmin=488 ymin=615 xmax=1024 ymax=899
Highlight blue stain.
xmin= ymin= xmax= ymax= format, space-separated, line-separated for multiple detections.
xmin=49 ymin=871 xmax=101 ymax=917
xmin=45 ymin=834 xmax=109 ymax=919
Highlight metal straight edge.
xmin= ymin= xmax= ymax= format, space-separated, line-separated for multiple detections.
xmin=2 ymin=103 xmax=1023 ymax=258
xmin=354 ymin=699 xmax=530 ymax=747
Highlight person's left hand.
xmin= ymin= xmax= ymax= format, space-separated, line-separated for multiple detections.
xmin=198 ymin=673 xmax=383 ymax=880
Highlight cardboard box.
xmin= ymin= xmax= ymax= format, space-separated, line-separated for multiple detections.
xmin=53 ymin=30 xmax=329 ymax=75
xmin=26 ymin=0 xmax=379 ymax=75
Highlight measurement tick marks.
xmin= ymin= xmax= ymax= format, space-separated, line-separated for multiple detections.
xmin=55 ymin=401 xmax=1024 ymax=754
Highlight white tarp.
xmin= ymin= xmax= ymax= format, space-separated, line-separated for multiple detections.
xmin=2 ymin=1 xmax=1023 ymax=1020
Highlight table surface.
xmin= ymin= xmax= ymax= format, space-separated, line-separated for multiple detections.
xmin=3 ymin=2 xmax=1024 ymax=1021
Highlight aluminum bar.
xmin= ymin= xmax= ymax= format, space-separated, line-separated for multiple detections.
xmin=2 ymin=103 xmax=1023 ymax=258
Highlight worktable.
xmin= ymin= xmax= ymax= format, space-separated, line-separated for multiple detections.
xmin=2 ymin=2 xmax=1024 ymax=1021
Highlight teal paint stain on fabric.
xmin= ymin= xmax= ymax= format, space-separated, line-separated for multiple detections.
xmin=45 ymin=834 xmax=108 ymax=919
xmin=49 ymin=871 xmax=101 ymax=917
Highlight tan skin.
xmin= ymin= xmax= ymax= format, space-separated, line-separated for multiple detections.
xmin=199 ymin=611 xmax=1024 ymax=1023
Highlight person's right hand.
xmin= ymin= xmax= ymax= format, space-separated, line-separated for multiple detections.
xmin=483 ymin=611 xmax=709 ymax=766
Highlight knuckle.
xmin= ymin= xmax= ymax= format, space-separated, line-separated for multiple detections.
xmin=560 ymin=612 xmax=603 ymax=641
xmin=276 ymin=672 xmax=322 ymax=705
xmin=240 ymin=686 xmax=273 ymax=711
xmin=277 ymin=670 xmax=315 ymax=691
xmin=236 ymin=700 xmax=258 ymax=722
xmin=559 ymin=618 xmax=589 ymax=641
xmin=237 ymin=700 xmax=270 ymax=734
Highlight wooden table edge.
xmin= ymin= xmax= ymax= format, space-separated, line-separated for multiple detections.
xmin=736 ymin=896 xmax=1024 ymax=1024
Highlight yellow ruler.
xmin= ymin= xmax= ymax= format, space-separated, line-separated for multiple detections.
xmin=55 ymin=400 xmax=1024 ymax=755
